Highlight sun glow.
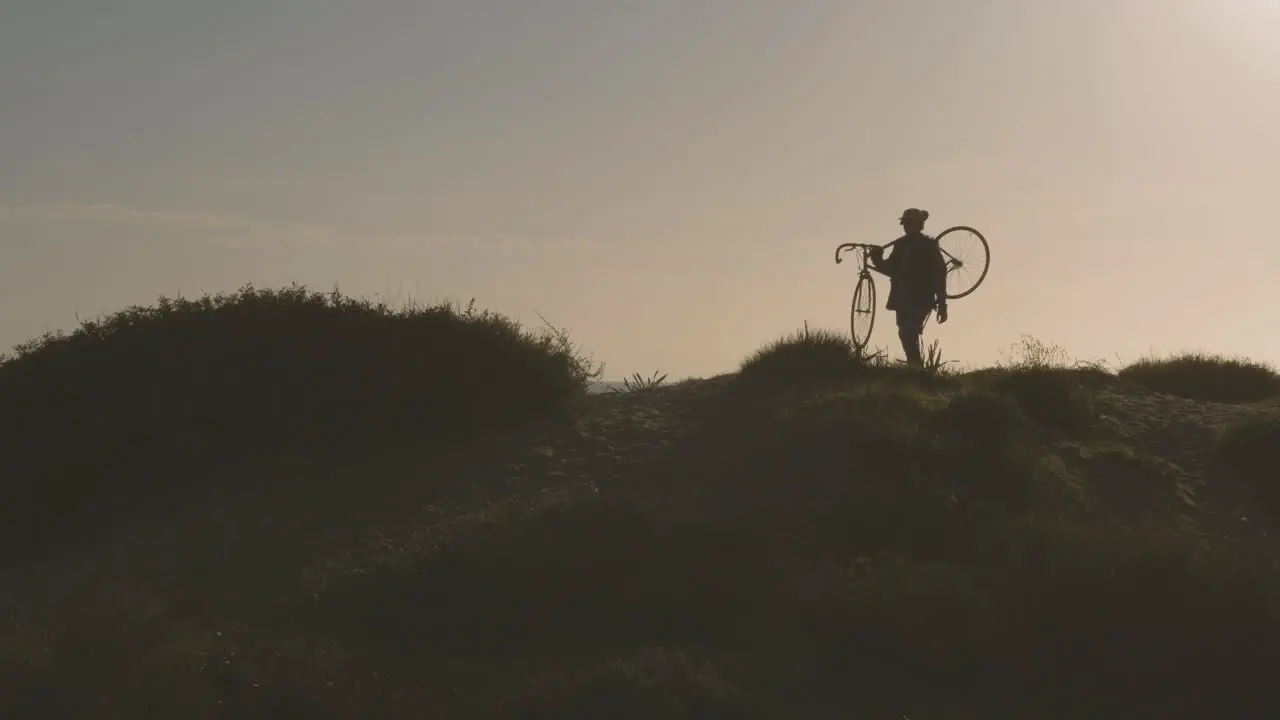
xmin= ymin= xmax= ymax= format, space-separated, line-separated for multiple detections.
xmin=1209 ymin=0 xmax=1280 ymax=45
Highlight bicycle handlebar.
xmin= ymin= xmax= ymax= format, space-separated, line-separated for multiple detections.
xmin=834 ymin=242 xmax=879 ymax=264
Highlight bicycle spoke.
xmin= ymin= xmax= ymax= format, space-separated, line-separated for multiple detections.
xmin=944 ymin=248 xmax=978 ymax=293
xmin=850 ymin=275 xmax=876 ymax=349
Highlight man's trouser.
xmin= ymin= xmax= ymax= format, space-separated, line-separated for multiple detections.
xmin=895 ymin=304 xmax=932 ymax=367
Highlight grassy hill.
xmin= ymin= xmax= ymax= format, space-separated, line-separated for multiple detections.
xmin=2 ymin=288 xmax=1279 ymax=719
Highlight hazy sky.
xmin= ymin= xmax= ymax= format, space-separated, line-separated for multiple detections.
xmin=2 ymin=0 xmax=1277 ymax=378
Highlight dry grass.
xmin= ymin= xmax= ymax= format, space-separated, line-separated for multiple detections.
xmin=1119 ymin=351 xmax=1280 ymax=403
xmin=987 ymin=368 xmax=1100 ymax=439
xmin=737 ymin=324 xmax=880 ymax=385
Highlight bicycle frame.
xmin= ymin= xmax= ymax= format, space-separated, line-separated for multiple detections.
xmin=833 ymin=242 xmax=881 ymax=278
xmin=839 ymin=238 xmax=969 ymax=287
xmin=834 ymin=240 xmax=935 ymax=350
xmin=834 ymin=242 xmax=882 ymax=351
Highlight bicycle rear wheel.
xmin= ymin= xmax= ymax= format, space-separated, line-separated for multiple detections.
xmin=850 ymin=274 xmax=876 ymax=351
xmin=935 ymin=225 xmax=990 ymax=299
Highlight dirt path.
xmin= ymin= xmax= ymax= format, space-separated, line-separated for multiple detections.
xmin=1094 ymin=389 xmax=1269 ymax=478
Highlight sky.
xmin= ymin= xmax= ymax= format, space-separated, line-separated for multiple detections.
xmin=1 ymin=0 xmax=1277 ymax=379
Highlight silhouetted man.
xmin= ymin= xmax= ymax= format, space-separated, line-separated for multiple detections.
xmin=870 ymin=208 xmax=948 ymax=367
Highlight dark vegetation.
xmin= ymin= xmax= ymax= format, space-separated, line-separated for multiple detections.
xmin=0 ymin=284 xmax=598 ymax=563
xmin=1216 ymin=412 xmax=1280 ymax=517
xmin=737 ymin=324 xmax=871 ymax=384
xmin=2 ymin=295 xmax=1279 ymax=718
xmin=1119 ymin=351 xmax=1280 ymax=403
xmin=990 ymin=368 xmax=1099 ymax=438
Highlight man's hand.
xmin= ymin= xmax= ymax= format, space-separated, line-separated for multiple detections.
xmin=937 ymin=305 xmax=948 ymax=324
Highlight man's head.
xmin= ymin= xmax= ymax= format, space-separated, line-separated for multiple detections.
xmin=899 ymin=208 xmax=929 ymax=234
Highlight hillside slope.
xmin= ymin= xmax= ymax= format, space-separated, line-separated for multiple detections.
xmin=3 ymin=323 xmax=1279 ymax=719
xmin=1093 ymin=386 xmax=1277 ymax=540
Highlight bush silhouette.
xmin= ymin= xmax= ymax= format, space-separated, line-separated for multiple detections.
xmin=1119 ymin=352 xmax=1280 ymax=403
xmin=1216 ymin=412 xmax=1280 ymax=517
xmin=991 ymin=367 xmax=1098 ymax=438
xmin=0 ymin=284 xmax=598 ymax=562
xmin=737 ymin=326 xmax=875 ymax=386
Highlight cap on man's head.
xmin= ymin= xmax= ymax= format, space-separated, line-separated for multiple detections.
xmin=899 ymin=208 xmax=929 ymax=224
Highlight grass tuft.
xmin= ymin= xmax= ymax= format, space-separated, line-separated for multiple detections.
xmin=1119 ymin=352 xmax=1280 ymax=403
xmin=737 ymin=324 xmax=882 ymax=386
xmin=614 ymin=369 xmax=669 ymax=393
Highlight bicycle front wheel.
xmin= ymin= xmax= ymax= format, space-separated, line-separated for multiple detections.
xmin=935 ymin=225 xmax=990 ymax=299
xmin=850 ymin=274 xmax=876 ymax=351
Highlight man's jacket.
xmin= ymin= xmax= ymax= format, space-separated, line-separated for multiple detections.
xmin=870 ymin=233 xmax=948 ymax=312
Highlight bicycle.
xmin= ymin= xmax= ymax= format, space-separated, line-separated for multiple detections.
xmin=833 ymin=225 xmax=990 ymax=351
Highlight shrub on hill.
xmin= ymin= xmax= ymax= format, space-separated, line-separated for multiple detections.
xmin=736 ymin=325 xmax=877 ymax=386
xmin=1118 ymin=352 xmax=1280 ymax=404
xmin=1216 ymin=412 xmax=1280 ymax=517
xmin=0 ymin=284 xmax=599 ymax=562
xmin=989 ymin=368 xmax=1099 ymax=439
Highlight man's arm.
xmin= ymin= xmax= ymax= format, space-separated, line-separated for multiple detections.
xmin=869 ymin=245 xmax=897 ymax=277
